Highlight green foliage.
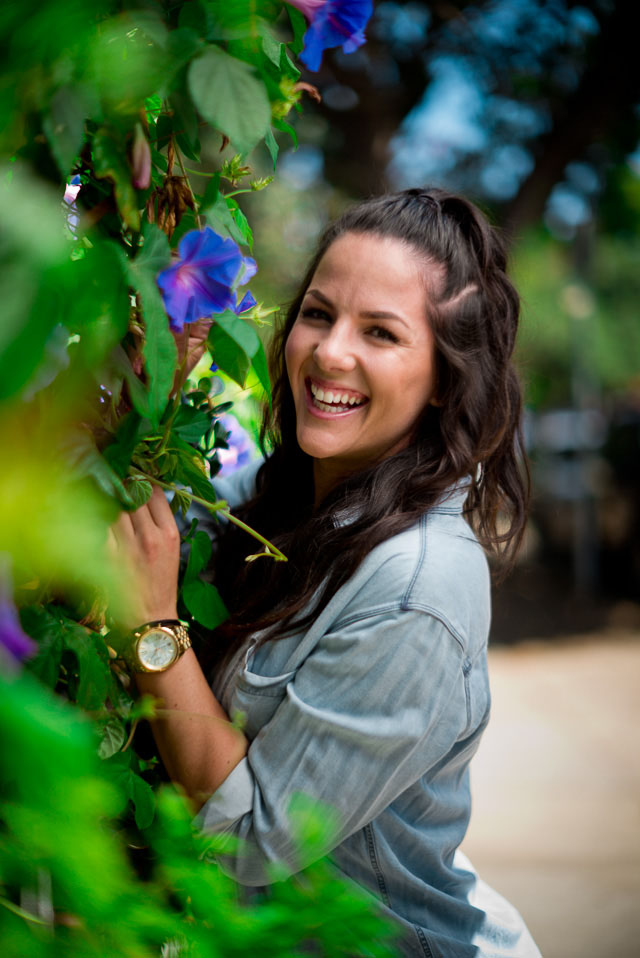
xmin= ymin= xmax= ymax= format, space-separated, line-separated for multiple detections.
xmin=189 ymin=47 xmax=272 ymax=156
xmin=0 ymin=671 xmax=396 ymax=957
xmin=514 ymin=228 xmax=640 ymax=408
xmin=0 ymin=2 xmax=395 ymax=952
xmin=0 ymin=1 xmax=393 ymax=952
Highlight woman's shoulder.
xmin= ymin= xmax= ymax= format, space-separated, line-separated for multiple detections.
xmin=339 ymin=505 xmax=490 ymax=652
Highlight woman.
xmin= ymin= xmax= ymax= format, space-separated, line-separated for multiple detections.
xmin=113 ymin=189 xmax=541 ymax=957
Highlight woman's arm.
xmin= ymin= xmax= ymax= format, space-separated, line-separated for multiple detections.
xmin=110 ymin=486 xmax=247 ymax=809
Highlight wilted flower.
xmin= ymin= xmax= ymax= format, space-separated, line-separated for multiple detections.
xmin=130 ymin=122 xmax=151 ymax=190
xmin=157 ymin=227 xmax=257 ymax=332
xmin=0 ymin=560 xmax=37 ymax=667
xmin=289 ymin=0 xmax=373 ymax=71
xmin=146 ymin=175 xmax=194 ymax=238
xmin=216 ymin=414 xmax=258 ymax=476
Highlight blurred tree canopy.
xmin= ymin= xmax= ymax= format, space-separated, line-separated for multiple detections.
xmin=302 ymin=0 xmax=639 ymax=237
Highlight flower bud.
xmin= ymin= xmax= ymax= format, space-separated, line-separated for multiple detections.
xmin=130 ymin=123 xmax=151 ymax=190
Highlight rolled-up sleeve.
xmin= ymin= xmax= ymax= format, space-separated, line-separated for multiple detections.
xmin=196 ymin=605 xmax=468 ymax=884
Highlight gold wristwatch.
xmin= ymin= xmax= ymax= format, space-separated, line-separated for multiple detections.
xmin=124 ymin=620 xmax=191 ymax=673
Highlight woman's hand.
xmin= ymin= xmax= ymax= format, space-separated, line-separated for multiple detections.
xmin=109 ymin=486 xmax=181 ymax=627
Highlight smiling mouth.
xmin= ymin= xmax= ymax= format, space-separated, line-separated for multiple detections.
xmin=306 ymin=379 xmax=369 ymax=414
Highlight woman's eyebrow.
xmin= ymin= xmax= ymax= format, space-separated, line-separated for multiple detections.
xmin=305 ymin=289 xmax=409 ymax=328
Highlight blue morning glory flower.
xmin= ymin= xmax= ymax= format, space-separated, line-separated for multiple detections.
xmin=235 ymin=289 xmax=257 ymax=314
xmin=156 ymin=227 xmax=257 ymax=333
xmin=0 ymin=564 xmax=36 ymax=667
xmin=217 ymin=414 xmax=258 ymax=475
xmin=291 ymin=0 xmax=374 ymax=72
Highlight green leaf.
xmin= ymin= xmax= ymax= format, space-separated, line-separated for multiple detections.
xmin=170 ymin=488 xmax=192 ymax=517
xmin=273 ymin=115 xmax=298 ymax=148
xmin=226 ymin=197 xmax=253 ymax=252
xmin=129 ymin=773 xmax=156 ymax=830
xmin=62 ymin=622 xmax=112 ymax=711
xmin=43 ymin=85 xmax=86 ymax=176
xmin=173 ymin=404 xmax=212 ymax=443
xmin=188 ymin=46 xmax=271 ymax=155
xmin=65 ymin=428 xmax=135 ymax=508
xmin=21 ymin=605 xmax=64 ymax=689
xmin=98 ymin=717 xmax=126 ymax=759
xmin=208 ymin=321 xmax=250 ymax=386
xmin=280 ymin=41 xmax=301 ymax=82
xmin=182 ymin=578 xmax=228 ymax=629
xmin=154 ymin=114 xmax=173 ymax=152
xmin=286 ymin=4 xmax=307 ymax=56
xmin=261 ymin=31 xmax=283 ymax=68
xmin=184 ymin=530 xmax=213 ymax=582
xmin=129 ymin=223 xmax=177 ymax=426
xmin=169 ymin=87 xmax=201 ymax=162
xmin=201 ymin=171 xmax=221 ymax=208
xmin=264 ymin=127 xmax=279 ymax=168
xmin=250 ymin=338 xmax=271 ymax=400
xmin=203 ymin=191 xmax=248 ymax=247
xmin=208 ymin=310 xmax=271 ymax=401
xmin=124 ymin=476 xmax=153 ymax=508
xmin=103 ymin=411 xmax=146 ymax=479
xmin=135 ymin=221 xmax=171 ymax=275
xmin=172 ymin=444 xmax=217 ymax=503
xmin=166 ymin=27 xmax=203 ymax=69
xmin=93 ymin=127 xmax=140 ymax=231
xmin=110 ymin=346 xmax=151 ymax=420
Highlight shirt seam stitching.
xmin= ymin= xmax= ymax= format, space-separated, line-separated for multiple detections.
xmin=335 ymin=602 xmax=467 ymax=653
xmin=364 ymin=822 xmax=392 ymax=908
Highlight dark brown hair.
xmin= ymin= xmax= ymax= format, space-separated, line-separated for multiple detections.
xmin=213 ymin=188 xmax=529 ymax=648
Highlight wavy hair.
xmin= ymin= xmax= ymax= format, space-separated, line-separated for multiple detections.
xmin=213 ymin=188 xmax=529 ymax=648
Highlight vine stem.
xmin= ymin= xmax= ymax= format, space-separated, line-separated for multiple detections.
xmin=0 ymin=897 xmax=50 ymax=926
xmin=129 ymin=470 xmax=288 ymax=563
xmin=173 ymin=137 xmax=204 ymax=230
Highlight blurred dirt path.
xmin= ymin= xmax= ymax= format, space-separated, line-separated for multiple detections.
xmin=462 ymin=630 xmax=640 ymax=958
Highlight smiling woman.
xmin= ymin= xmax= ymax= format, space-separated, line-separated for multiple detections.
xmin=285 ymin=232 xmax=438 ymax=502
xmin=111 ymin=189 xmax=540 ymax=958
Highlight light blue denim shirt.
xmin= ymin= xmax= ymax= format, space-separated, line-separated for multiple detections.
xmin=196 ymin=461 xmax=541 ymax=958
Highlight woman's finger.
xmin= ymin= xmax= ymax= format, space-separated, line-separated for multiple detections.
xmin=128 ymin=499 xmax=157 ymax=536
xmin=111 ymin=509 xmax=136 ymax=546
xmin=146 ymin=485 xmax=177 ymax=529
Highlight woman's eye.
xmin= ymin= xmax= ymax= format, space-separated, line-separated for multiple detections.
xmin=300 ymin=307 xmax=330 ymax=322
xmin=368 ymin=326 xmax=399 ymax=343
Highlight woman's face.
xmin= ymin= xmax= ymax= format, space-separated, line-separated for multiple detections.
xmin=285 ymin=232 xmax=440 ymax=488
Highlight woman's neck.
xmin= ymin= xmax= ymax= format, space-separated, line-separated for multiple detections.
xmin=312 ymin=459 xmax=348 ymax=509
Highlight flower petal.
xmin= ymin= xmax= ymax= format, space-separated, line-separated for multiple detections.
xmin=299 ymin=0 xmax=373 ymax=70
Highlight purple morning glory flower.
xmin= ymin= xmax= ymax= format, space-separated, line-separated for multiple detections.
xmin=290 ymin=0 xmax=373 ymax=71
xmin=0 ymin=565 xmax=37 ymax=667
xmin=156 ymin=227 xmax=257 ymax=333
xmin=216 ymin=414 xmax=258 ymax=476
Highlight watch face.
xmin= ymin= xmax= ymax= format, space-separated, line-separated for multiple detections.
xmin=137 ymin=628 xmax=178 ymax=671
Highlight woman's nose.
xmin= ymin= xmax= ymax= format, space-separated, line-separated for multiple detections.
xmin=313 ymin=320 xmax=356 ymax=371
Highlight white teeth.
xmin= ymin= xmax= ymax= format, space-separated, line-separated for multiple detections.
xmin=309 ymin=381 xmax=366 ymax=408
xmin=314 ymin=399 xmax=351 ymax=413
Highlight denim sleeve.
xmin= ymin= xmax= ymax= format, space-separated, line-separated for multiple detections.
xmin=196 ymin=606 xmax=468 ymax=885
